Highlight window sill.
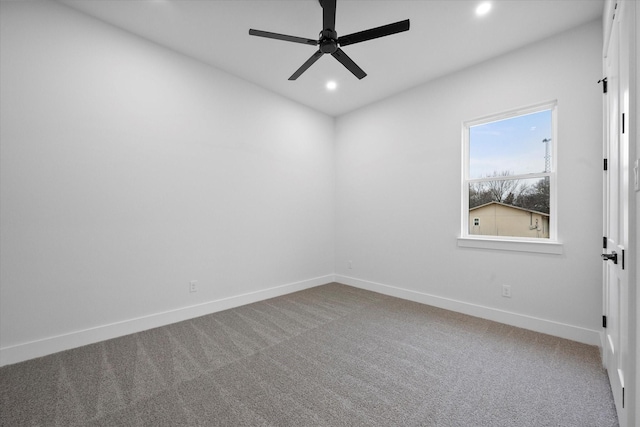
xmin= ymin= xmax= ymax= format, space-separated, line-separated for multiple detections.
xmin=457 ymin=236 xmax=563 ymax=254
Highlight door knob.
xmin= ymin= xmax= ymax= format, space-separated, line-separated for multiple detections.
xmin=601 ymin=251 xmax=618 ymax=264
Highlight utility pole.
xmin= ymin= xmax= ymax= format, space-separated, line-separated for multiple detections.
xmin=542 ymin=138 xmax=551 ymax=173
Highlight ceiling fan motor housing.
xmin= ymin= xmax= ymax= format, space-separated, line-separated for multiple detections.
xmin=319 ymin=29 xmax=338 ymax=54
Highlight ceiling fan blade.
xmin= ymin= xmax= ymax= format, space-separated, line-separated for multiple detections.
xmin=249 ymin=29 xmax=318 ymax=46
xmin=289 ymin=50 xmax=324 ymax=80
xmin=338 ymin=19 xmax=410 ymax=47
xmin=321 ymin=0 xmax=336 ymax=31
xmin=331 ymin=48 xmax=366 ymax=79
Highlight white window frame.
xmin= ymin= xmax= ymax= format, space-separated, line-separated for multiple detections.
xmin=457 ymin=100 xmax=563 ymax=254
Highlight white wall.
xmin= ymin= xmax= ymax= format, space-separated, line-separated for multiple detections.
xmin=0 ymin=1 xmax=335 ymax=365
xmin=633 ymin=1 xmax=639 ymax=422
xmin=0 ymin=1 xmax=608 ymax=366
xmin=334 ymin=20 xmax=604 ymax=344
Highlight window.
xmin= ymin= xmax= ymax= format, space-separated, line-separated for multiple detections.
xmin=460 ymin=101 xmax=560 ymax=253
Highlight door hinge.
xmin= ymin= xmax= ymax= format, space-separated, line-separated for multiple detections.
xmin=622 ymin=386 xmax=625 ymax=408
xmin=603 ymin=236 xmax=608 ymax=249
xmin=598 ymin=77 xmax=608 ymax=93
xmin=604 ymin=158 xmax=608 ymax=171
xmin=603 ymin=315 xmax=607 ymax=328
xmin=621 ymin=249 xmax=625 ymax=270
xmin=622 ymin=113 xmax=625 ymax=134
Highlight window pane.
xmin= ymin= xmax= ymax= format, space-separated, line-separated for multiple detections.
xmin=469 ymin=110 xmax=552 ymax=179
xmin=469 ymin=177 xmax=550 ymax=238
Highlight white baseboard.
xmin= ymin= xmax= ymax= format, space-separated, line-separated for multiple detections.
xmin=0 ymin=274 xmax=335 ymax=367
xmin=2 ymin=274 xmax=601 ymax=366
xmin=336 ymin=275 xmax=601 ymax=347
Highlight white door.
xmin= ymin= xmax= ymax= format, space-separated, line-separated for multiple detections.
xmin=602 ymin=2 xmax=630 ymax=425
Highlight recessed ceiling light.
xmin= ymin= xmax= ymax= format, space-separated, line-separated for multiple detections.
xmin=326 ymin=80 xmax=337 ymax=91
xmin=476 ymin=2 xmax=492 ymax=16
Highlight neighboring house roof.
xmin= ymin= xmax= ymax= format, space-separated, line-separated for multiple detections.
xmin=469 ymin=201 xmax=550 ymax=217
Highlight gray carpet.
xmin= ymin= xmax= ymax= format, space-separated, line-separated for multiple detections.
xmin=0 ymin=283 xmax=618 ymax=426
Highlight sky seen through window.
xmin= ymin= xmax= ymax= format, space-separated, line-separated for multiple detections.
xmin=469 ymin=110 xmax=552 ymax=179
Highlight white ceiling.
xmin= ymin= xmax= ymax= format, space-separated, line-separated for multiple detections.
xmin=57 ymin=0 xmax=604 ymax=117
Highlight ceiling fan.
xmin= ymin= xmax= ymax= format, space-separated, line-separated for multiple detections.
xmin=249 ymin=0 xmax=410 ymax=80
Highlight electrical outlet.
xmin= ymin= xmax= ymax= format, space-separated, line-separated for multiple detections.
xmin=189 ymin=280 xmax=198 ymax=293
xmin=502 ymin=285 xmax=511 ymax=298
xmin=348 ymin=260 xmax=353 ymax=270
